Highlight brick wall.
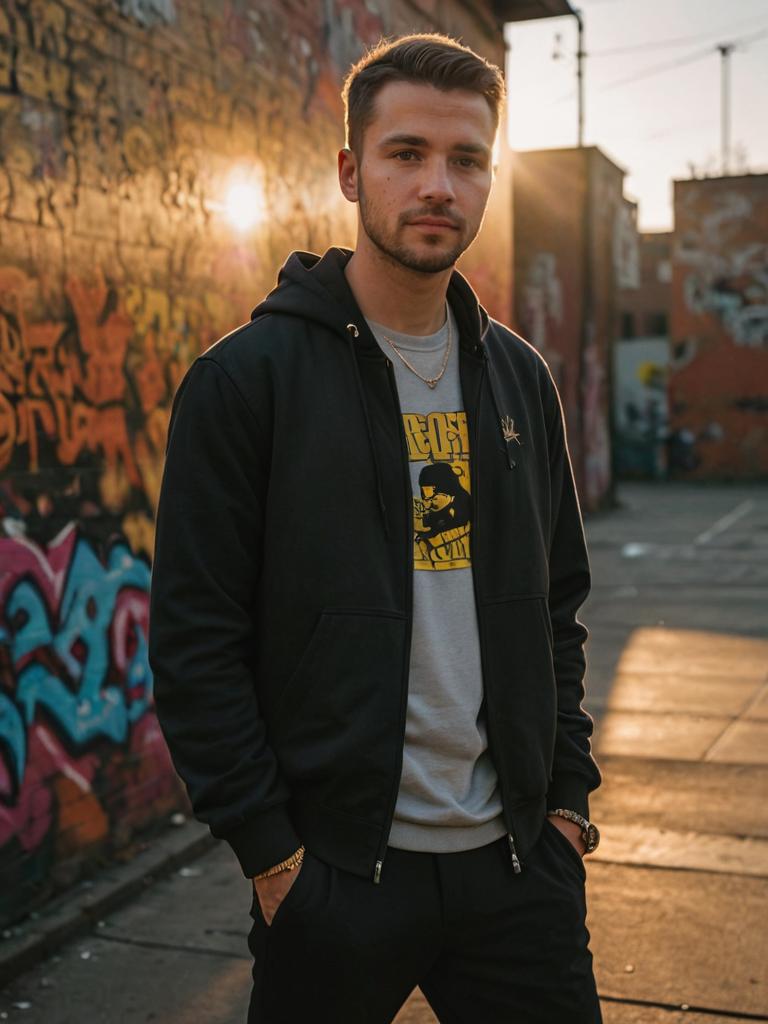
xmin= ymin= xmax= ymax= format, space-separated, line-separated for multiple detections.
xmin=512 ymin=146 xmax=638 ymax=511
xmin=619 ymin=231 xmax=672 ymax=340
xmin=0 ymin=0 xmax=510 ymax=925
xmin=670 ymin=174 xmax=768 ymax=478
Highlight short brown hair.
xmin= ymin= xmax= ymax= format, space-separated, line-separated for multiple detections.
xmin=342 ymin=33 xmax=506 ymax=156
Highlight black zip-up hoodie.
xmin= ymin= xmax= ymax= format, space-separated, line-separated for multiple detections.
xmin=149 ymin=247 xmax=601 ymax=882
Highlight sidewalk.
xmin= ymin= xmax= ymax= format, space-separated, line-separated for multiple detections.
xmin=1 ymin=482 xmax=766 ymax=1023
xmin=580 ymin=482 xmax=768 ymax=1024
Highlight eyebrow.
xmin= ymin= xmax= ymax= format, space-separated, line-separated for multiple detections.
xmin=378 ymin=133 xmax=491 ymax=158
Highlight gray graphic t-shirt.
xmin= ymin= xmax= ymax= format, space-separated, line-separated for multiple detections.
xmin=368 ymin=306 xmax=505 ymax=853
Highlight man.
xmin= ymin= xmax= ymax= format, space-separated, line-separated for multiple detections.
xmin=150 ymin=33 xmax=602 ymax=1024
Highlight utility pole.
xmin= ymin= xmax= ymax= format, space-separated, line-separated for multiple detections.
xmin=717 ymin=42 xmax=734 ymax=176
xmin=575 ymin=8 xmax=585 ymax=147
xmin=551 ymin=9 xmax=585 ymax=146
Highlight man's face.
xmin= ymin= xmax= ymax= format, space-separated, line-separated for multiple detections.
xmin=345 ymin=81 xmax=496 ymax=274
xmin=421 ymin=484 xmax=453 ymax=512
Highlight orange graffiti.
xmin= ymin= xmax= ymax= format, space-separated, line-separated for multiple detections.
xmin=66 ymin=272 xmax=133 ymax=405
xmin=0 ymin=268 xmax=141 ymax=484
xmin=53 ymin=776 xmax=109 ymax=857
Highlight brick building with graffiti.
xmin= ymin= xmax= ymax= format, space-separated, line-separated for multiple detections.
xmin=670 ymin=172 xmax=768 ymax=479
xmin=512 ymin=144 xmax=640 ymax=511
xmin=0 ymin=0 xmax=577 ymax=927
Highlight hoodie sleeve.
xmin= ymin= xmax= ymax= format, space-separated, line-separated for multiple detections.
xmin=539 ymin=361 xmax=602 ymax=820
xmin=149 ymin=356 xmax=301 ymax=877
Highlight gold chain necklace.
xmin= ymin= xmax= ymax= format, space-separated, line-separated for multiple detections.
xmin=378 ymin=307 xmax=452 ymax=390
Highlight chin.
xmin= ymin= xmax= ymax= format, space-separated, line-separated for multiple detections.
xmin=397 ymin=244 xmax=463 ymax=274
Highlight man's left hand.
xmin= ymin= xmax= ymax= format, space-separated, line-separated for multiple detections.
xmin=547 ymin=814 xmax=586 ymax=857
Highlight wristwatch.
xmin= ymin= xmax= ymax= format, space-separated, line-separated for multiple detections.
xmin=547 ymin=808 xmax=600 ymax=853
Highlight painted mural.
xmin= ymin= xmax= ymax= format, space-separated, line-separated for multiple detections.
xmin=0 ymin=0 xmax=390 ymax=925
xmin=521 ymin=251 xmax=565 ymax=388
xmin=0 ymin=263 xmax=194 ymax=922
xmin=614 ymin=338 xmax=670 ymax=478
xmin=677 ymin=188 xmax=768 ymax=348
xmin=671 ymin=175 xmax=768 ymax=478
xmin=0 ymin=0 xmax=510 ymax=925
xmin=0 ymin=525 xmax=180 ymax=916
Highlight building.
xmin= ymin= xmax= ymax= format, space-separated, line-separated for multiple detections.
xmin=614 ymin=232 xmax=672 ymax=478
xmin=669 ymin=172 xmax=768 ymax=478
xmin=512 ymin=145 xmax=640 ymax=511
xmin=0 ymin=0 xmax=574 ymax=927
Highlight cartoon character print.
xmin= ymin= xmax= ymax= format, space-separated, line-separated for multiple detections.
xmin=402 ymin=411 xmax=471 ymax=571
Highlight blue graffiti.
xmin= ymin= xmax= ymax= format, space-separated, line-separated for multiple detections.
xmin=0 ymin=689 xmax=25 ymax=793
xmin=0 ymin=536 xmax=152 ymax=790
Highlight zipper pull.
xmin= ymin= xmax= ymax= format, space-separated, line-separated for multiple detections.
xmin=508 ymin=834 xmax=522 ymax=874
xmin=373 ymin=859 xmax=383 ymax=884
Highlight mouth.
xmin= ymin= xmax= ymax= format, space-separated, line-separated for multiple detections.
xmin=408 ymin=218 xmax=459 ymax=230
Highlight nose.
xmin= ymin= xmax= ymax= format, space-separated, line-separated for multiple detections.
xmin=417 ymin=158 xmax=455 ymax=205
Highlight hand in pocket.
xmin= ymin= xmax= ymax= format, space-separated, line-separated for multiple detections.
xmin=253 ymin=860 xmax=305 ymax=926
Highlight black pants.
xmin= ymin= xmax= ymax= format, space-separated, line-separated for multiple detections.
xmin=247 ymin=818 xmax=602 ymax=1023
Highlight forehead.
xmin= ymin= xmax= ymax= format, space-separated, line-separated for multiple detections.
xmin=365 ymin=80 xmax=495 ymax=145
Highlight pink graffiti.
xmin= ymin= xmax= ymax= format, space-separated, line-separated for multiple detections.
xmin=0 ymin=724 xmax=99 ymax=852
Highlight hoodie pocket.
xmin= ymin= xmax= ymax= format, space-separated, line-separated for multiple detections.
xmin=270 ymin=609 xmax=407 ymax=822
xmin=272 ymin=613 xmax=336 ymax=727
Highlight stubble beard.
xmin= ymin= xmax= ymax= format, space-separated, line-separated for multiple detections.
xmin=358 ymin=176 xmax=478 ymax=275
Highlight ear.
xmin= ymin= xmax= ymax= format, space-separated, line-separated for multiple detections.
xmin=338 ymin=147 xmax=359 ymax=203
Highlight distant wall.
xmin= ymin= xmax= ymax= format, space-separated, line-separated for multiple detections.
xmin=619 ymin=231 xmax=671 ymax=341
xmin=670 ymin=174 xmax=768 ymax=478
xmin=0 ymin=0 xmax=510 ymax=924
xmin=614 ymin=232 xmax=671 ymax=478
xmin=513 ymin=146 xmax=638 ymax=511
xmin=613 ymin=337 xmax=669 ymax=478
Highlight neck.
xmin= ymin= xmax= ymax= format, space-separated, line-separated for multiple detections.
xmin=344 ymin=237 xmax=452 ymax=336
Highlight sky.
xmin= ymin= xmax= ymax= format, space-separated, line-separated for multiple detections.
xmin=504 ymin=0 xmax=768 ymax=231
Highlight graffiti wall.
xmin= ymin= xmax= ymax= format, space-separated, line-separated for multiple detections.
xmin=671 ymin=174 xmax=768 ymax=477
xmin=0 ymin=525 xmax=178 ymax=920
xmin=513 ymin=146 xmax=638 ymax=510
xmin=0 ymin=1 xmax=510 ymax=924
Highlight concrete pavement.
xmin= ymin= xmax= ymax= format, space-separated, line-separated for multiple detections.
xmin=1 ymin=481 xmax=766 ymax=1023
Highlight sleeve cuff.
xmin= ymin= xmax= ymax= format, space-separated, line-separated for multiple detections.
xmin=216 ymin=804 xmax=301 ymax=878
xmin=546 ymin=777 xmax=591 ymax=822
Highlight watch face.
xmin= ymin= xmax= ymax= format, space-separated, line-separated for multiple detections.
xmin=585 ymin=823 xmax=600 ymax=853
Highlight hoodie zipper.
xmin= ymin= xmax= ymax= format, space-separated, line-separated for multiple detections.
xmin=361 ymin=332 xmax=520 ymax=881
xmin=372 ymin=354 xmax=414 ymax=885
xmin=469 ymin=350 xmax=522 ymax=875
xmin=347 ymin=324 xmax=409 ymax=884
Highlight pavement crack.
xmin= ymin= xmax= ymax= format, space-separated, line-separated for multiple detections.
xmin=599 ymin=993 xmax=768 ymax=1020
xmin=95 ymin=931 xmax=250 ymax=961
xmin=589 ymin=856 xmax=768 ymax=879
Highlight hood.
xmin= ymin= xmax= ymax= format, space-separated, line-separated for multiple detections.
xmin=249 ymin=248 xmax=503 ymax=538
xmin=251 ymin=247 xmax=490 ymax=353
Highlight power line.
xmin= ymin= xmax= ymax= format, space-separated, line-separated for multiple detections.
xmin=590 ymin=14 xmax=768 ymax=58
xmin=548 ymin=44 xmax=712 ymax=104
xmin=601 ymin=27 xmax=768 ymax=91
xmin=546 ymin=25 xmax=768 ymax=106
xmin=601 ymin=42 xmax=718 ymax=90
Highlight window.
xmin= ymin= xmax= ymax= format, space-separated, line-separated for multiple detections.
xmin=620 ymin=312 xmax=636 ymax=339
xmin=645 ymin=312 xmax=668 ymax=336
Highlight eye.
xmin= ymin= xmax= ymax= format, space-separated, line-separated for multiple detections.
xmin=393 ymin=150 xmax=419 ymax=161
xmin=456 ymin=157 xmax=479 ymax=168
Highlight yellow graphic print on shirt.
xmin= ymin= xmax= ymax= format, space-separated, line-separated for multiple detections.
xmin=402 ymin=411 xmax=471 ymax=571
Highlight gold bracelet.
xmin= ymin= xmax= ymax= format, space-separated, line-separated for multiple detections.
xmin=252 ymin=845 xmax=305 ymax=880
